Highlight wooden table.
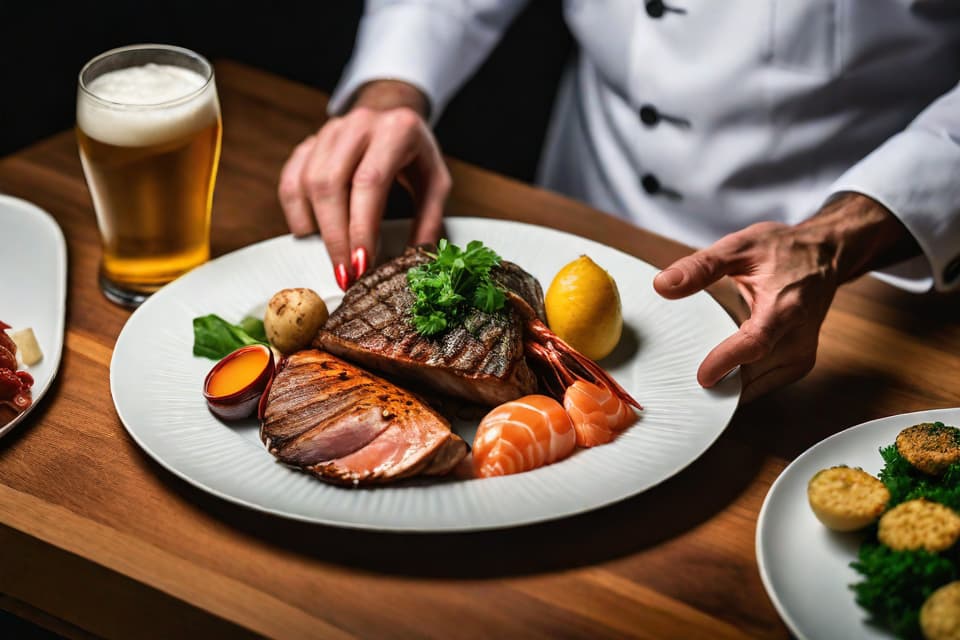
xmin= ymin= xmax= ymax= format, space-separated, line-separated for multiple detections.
xmin=1 ymin=60 xmax=959 ymax=640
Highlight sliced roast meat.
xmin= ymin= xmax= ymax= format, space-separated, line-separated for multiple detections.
xmin=260 ymin=349 xmax=466 ymax=485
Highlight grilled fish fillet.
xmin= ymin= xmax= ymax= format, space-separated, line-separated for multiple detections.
xmin=260 ymin=349 xmax=466 ymax=485
xmin=315 ymin=248 xmax=546 ymax=406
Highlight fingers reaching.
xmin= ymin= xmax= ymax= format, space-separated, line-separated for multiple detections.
xmin=408 ymin=147 xmax=450 ymax=246
xmin=653 ymin=220 xmax=836 ymax=400
xmin=697 ymin=316 xmax=777 ymax=387
xmin=739 ymin=355 xmax=816 ymax=404
xmin=347 ymin=109 xmax=422 ymax=275
xmin=278 ymin=136 xmax=318 ymax=237
xmin=278 ymin=102 xmax=450 ymax=291
xmin=654 ymin=248 xmax=730 ymax=299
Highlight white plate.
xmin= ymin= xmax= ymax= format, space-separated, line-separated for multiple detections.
xmin=111 ymin=218 xmax=740 ymax=531
xmin=757 ymin=407 xmax=960 ymax=639
xmin=0 ymin=194 xmax=68 ymax=438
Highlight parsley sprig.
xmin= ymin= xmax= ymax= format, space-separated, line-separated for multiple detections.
xmin=407 ymin=239 xmax=507 ymax=336
xmin=848 ymin=429 xmax=960 ymax=638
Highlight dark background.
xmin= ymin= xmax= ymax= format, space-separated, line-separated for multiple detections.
xmin=1 ymin=1 xmax=573 ymax=183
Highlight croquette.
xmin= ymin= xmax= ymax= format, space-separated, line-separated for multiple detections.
xmin=807 ymin=466 xmax=890 ymax=532
xmin=921 ymin=581 xmax=960 ymax=640
xmin=878 ymin=499 xmax=960 ymax=552
xmin=896 ymin=422 xmax=960 ymax=476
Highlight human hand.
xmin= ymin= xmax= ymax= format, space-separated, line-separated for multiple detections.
xmin=278 ymin=80 xmax=450 ymax=290
xmin=653 ymin=194 xmax=920 ymax=402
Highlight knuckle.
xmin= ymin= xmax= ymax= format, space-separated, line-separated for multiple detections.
xmin=303 ymin=172 xmax=342 ymax=200
xmin=741 ymin=324 xmax=775 ymax=357
xmin=434 ymin=167 xmax=452 ymax=195
xmin=383 ymin=107 xmax=422 ymax=132
xmin=690 ymin=252 xmax=720 ymax=279
xmin=347 ymin=106 xmax=375 ymax=123
xmin=277 ymin=176 xmax=301 ymax=202
xmin=778 ymin=287 xmax=815 ymax=326
xmin=294 ymin=134 xmax=317 ymax=153
xmin=780 ymin=296 xmax=808 ymax=323
xmin=388 ymin=107 xmax=421 ymax=129
xmin=430 ymin=171 xmax=453 ymax=200
xmin=320 ymin=117 xmax=344 ymax=137
xmin=352 ymin=165 xmax=388 ymax=189
xmin=747 ymin=221 xmax=785 ymax=236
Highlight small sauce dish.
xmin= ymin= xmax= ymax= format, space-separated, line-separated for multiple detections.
xmin=203 ymin=344 xmax=275 ymax=421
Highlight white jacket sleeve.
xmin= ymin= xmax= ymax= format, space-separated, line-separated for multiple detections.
xmin=328 ymin=1 xmax=530 ymax=124
xmin=827 ymin=82 xmax=960 ymax=292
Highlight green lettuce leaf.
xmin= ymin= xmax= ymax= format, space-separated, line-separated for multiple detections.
xmin=192 ymin=314 xmax=266 ymax=360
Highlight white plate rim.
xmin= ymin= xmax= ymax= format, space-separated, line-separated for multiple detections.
xmin=111 ymin=218 xmax=742 ymax=532
xmin=756 ymin=406 xmax=960 ymax=639
xmin=0 ymin=194 xmax=68 ymax=439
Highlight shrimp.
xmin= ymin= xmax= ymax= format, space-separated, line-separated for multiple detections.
xmin=563 ymin=380 xmax=637 ymax=448
xmin=473 ymin=395 xmax=576 ymax=478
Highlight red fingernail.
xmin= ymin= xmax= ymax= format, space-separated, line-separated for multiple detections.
xmin=335 ymin=263 xmax=352 ymax=291
xmin=352 ymin=247 xmax=368 ymax=279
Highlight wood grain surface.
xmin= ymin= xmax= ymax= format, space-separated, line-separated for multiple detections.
xmin=1 ymin=60 xmax=958 ymax=639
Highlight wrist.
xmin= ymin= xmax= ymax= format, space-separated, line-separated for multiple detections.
xmin=796 ymin=193 xmax=920 ymax=283
xmin=351 ymin=80 xmax=430 ymax=119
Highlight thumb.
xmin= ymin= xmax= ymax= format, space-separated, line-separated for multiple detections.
xmin=654 ymin=248 xmax=730 ymax=299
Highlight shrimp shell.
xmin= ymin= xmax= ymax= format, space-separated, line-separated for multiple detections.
xmin=564 ymin=380 xmax=637 ymax=448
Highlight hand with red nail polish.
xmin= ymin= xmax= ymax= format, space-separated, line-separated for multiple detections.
xmin=653 ymin=194 xmax=918 ymax=403
xmin=333 ymin=263 xmax=351 ymax=291
xmin=277 ymin=80 xmax=450 ymax=290
xmin=352 ymin=247 xmax=369 ymax=280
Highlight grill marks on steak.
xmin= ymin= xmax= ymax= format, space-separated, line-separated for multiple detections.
xmin=315 ymin=248 xmax=545 ymax=406
xmin=261 ymin=349 xmax=466 ymax=485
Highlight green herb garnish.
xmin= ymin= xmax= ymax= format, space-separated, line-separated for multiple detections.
xmin=847 ymin=432 xmax=960 ymax=638
xmin=878 ymin=443 xmax=960 ymax=511
xmin=850 ymin=543 xmax=957 ymax=639
xmin=192 ymin=314 xmax=267 ymax=360
xmin=407 ymin=239 xmax=507 ymax=336
xmin=237 ymin=315 xmax=268 ymax=343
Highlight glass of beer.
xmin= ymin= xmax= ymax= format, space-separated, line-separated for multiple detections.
xmin=77 ymin=44 xmax=222 ymax=307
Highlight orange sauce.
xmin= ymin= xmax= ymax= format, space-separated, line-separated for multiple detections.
xmin=207 ymin=348 xmax=268 ymax=397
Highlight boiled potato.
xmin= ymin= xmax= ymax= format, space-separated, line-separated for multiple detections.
xmin=921 ymin=581 xmax=960 ymax=640
xmin=264 ymin=288 xmax=328 ymax=354
xmin=878 ymin=498 xmax=960 ymax=552
xmin=808 ymin=466 xmax=889 ymax=532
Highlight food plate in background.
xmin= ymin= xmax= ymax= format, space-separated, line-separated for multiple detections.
xmin=111 ymin=218 xmax=740 ymax=532
xmin=0 ymin=194 xmax=68 ymax=438
xmin=757 ymin=407 xmax=960 ymax=640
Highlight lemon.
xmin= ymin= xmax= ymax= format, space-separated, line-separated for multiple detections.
xmin=544 ymin=255 xmax=622 ymax=361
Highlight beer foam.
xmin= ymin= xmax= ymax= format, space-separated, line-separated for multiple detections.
xmin=78 ymin=64 xmax=219 ymax=147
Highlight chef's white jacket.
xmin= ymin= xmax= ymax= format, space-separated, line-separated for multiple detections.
xmin=329 ymin=1 xmax=960 ymax=292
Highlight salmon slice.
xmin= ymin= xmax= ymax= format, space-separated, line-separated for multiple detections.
xmin=472 ymin=395 xmax=576 ymax=478
xmin=261 ymin=349 xmax=466 ymax=485
xmin=563 ymin=380 xmax=637 ymax=448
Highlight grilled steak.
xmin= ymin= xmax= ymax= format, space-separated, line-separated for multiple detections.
xmin=315 ymin=248 xmax=546 ymax=406
xmin=261 ymin=349 xmax=466 ymax=485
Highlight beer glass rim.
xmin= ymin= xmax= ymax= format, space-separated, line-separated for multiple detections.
xmin=78 ymin=44 xmax=215 ymax=110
